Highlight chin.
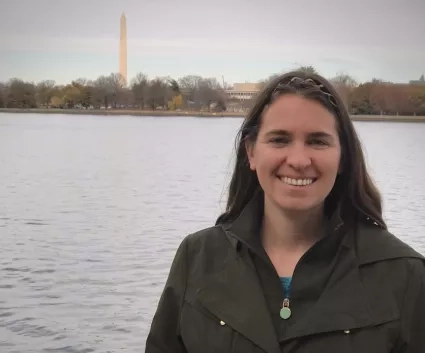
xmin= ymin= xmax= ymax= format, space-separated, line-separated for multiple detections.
xmin=279 ymin=205 xmax=315 ymax=213
xmin=275 ymin=199 xmax=322 ymax=213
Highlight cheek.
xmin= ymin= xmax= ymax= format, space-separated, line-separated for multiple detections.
xmin=314 ymin=153 xmax=341 ymax=177
xmin=254 ymin=148 xmax=283 ymax=173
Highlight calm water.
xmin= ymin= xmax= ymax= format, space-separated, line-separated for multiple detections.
xmin=0 ymin=113 xmax=424 ymax=352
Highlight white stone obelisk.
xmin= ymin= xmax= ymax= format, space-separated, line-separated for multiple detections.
xmin=119 ymin=13 xmax=127 ymax=86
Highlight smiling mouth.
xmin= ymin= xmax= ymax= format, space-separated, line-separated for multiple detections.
xmin=278 ymin=176 xmax=317 ymax=186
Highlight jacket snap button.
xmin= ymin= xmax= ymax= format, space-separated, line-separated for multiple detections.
xmin=220 ymin=321 xmax=226 ymax=326
xmin=344 ymin=329 xmax=350 ymax=334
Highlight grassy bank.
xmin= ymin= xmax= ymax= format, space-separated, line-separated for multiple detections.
xmin=1 ymin=108 xmax=425 ymax=122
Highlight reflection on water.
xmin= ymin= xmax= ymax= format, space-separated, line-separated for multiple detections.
xmin=0 ymin=113 xmax=424 ymax=352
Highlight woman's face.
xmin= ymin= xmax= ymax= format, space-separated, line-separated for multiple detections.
xmin=246 ymin=94 xmax=342 ymax=214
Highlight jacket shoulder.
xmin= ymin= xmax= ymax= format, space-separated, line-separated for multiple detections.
xmin=181 ymin=224 xmax=232 ymax=258
xmin=356 ymin=223 xmax=424 ymax=265
xmin=185 ymin=224 xmax=229 ymax=245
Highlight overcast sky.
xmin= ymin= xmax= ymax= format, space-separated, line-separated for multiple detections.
xmin=1 ymin=0 xmax=424 ymax=85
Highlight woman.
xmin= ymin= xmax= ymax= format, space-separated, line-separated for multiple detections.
xmin=145 ymin=71 xmax=425 ymax=352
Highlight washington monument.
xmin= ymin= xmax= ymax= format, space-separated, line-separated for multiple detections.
xmin=119 ymin=13 xmax=127 ymax=86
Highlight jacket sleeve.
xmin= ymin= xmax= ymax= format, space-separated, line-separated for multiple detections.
xmin=145 ymin=237 xmax=189 ymax=353
xmin=397 ymin=259 xmax=425 ymax=353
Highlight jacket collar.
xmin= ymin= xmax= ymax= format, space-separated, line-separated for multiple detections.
xmin=223 ymin=191 xmax=423 ymax=264
xmin=223 ymin=191 xmax=345 ymax=255
xmin=355 ymin=222 xmax=424 ymax=265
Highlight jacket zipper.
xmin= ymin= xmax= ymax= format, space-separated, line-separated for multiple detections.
xmin=228 ymin=222 xmax=344 ymax=316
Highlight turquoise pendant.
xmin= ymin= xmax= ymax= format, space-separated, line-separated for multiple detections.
xmin=280 ymin=307 xmax=291 ymax=319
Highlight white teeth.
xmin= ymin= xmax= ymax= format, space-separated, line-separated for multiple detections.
xmin=281 ymin=177 xmax=314 ymax=186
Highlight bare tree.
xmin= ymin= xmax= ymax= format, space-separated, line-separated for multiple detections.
xmin=296 ymin=66 xmax=318 ymax=75
xmin=36 ymin=80 xmax=56 ymax=108
xmin=91 ymin=73 xmax=126 ymax=109
xmin=178 ymin=75 xmax=203 ymax=109
xmin=331 ymin=73 xmax=358 ymax=111
xmin=6 ymin=78 xmax=37 ymax=108
xmin=131 ymin=73 xmax=149 ymax=109
xmin=409 ymin=85 xmax=425 ymax=115
xmin=370 ymin=82 xmax=388 ymax=115
xmin=146 ymin=78 xmax=171 ymax=110
xmin=195 ymin=77 xmax=223 ymax=112
xmin=107 ymin=73 xmax=126 ymax=108
xmin=0 ymin=82 xmax=7 ymax=108
xmin=93 ymin=75 xmax=112 ymax=108
xmin=62 ymin=82 xmax=82 ymax=108
xmin=74 ymin=78 xmax=89 ymax=87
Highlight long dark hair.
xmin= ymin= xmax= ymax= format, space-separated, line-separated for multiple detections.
xmin=216 ymin=70 xmax=387 ymax=230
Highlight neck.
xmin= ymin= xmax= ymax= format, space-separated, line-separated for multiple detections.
xmin=261 ymin=197 xmax=325 ymax=251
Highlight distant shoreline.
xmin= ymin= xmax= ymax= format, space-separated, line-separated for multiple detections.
xmin=1 ymin=108 xmax=425 ymax=123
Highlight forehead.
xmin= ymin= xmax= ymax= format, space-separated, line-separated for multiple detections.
xmin=261 ymin=94 xmax=338 ymax=134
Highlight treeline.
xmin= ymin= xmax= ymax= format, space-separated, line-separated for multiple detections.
xmin=1 ymin=68 xmax=425 ymax=115
xmin=332 ymin=75 xmax=425 ymax=116
xmin=0 ymin=73 xmax=227 ymax=112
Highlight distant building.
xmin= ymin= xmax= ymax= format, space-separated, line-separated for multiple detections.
xmin=225 ymin=82 xmax=262 ymax=101
xmin=409 ymin=74 xmax=425 ymax=85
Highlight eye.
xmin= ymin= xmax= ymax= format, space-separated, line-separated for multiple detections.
xmin=309 ymin=138 xmax=329 ymax=146
xmin=269 ymin=137 xmax=290 ymax=145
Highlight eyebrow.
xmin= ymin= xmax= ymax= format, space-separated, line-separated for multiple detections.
xmin=265 ymin=129 xmax=335 ymax=140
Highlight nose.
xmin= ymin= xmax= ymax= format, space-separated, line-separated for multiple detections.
xmin=285 ymin=143 xmax=312 ymax=170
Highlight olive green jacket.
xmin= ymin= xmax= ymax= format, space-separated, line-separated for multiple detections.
xmin=145 ymin=197 xmax=425 ymax=353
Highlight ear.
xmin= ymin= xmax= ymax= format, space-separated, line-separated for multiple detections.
xmin=245 ymin=139 xmax=256 ymax=171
